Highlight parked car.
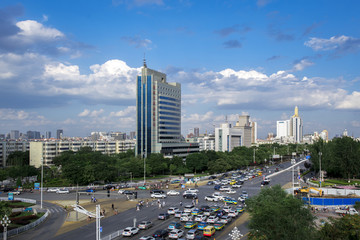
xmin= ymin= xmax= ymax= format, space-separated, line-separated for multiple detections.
xmin=138 ymin=221 xmax=153 ymax=230
xmin=152 ymin=229 xmax=169 ymax=238
xmin=122 ymin=227 xmax=139 ymax=237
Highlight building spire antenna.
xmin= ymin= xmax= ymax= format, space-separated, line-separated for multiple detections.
xmin=143 ymin=53 xmax=147 ymax=68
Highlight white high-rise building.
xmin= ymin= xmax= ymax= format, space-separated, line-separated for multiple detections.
xmin=215 ymin=123 xmax=243 ymax=152
xmin=276 ymin=120 xmax=290 ymax=138
xmin=290 ymin=106 xmax=303 ymax=143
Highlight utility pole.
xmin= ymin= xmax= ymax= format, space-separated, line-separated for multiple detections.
xmin=319 ymin=152 xmax=322 ymax=187
xmin=41 ymin=157 xmax=43 ymax=209
xmin=96 ymin=205 xmax=101 ymax=240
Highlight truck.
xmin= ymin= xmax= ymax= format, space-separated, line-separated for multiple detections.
xmin=335 ymin=207 xmax=359 ymax=215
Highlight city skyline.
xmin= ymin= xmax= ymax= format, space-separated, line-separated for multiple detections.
xmin=0 ymin=1 xmax=359 ymax=139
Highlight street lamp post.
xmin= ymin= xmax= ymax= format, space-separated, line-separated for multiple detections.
xmin=41 ymin=157 xmax=44 ymax=209
xmin=1 ymin=215 xmax=11 ymax=240
xmin=143 ymin=157 xmax=146 ymax=185
xmin=319 ymin=152 xmax=322 ymax=188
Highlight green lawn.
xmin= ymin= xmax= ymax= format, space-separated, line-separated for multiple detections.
xmin=309 ymin=179 xmax=360 ymax=187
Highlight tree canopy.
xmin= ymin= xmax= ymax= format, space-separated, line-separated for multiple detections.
xmin=246 ymin=185 xmax=316 ymax=240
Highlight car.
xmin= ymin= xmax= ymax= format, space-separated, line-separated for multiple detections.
xmin=151 ymin=193 xmax=167 ymax=198
xmin=123 ymin=190 xmax=135 ymax=195
xmin=174 ymin=211 xmax=184 ymax=218
xmin=204 ymin=196 xmax=218 ymax=202
xmin=214 ymin=185 xmax=221 ymax=190
xmin=150 ymin=189 xmax=165 ymax=194
xmin=238 ymin=196 xmax=246 ymax=202
xmin=213 ymin=210 xmax=226 ymax=218
xmin=186 ymin=188 xmax=199 ymax=193
xmin=169 ymin=229 xmax=184 ymax=239
xmin=208 ymin=176 xmax=217 ymax=180
xmin=167 ymin=190 xmax=180 ymax=196
xmin=180 ymin=213 xmax=193 ymax=222
xmin=210 ymin=206 xmax=221 ymax=212
xmin=203 ymin=226 xmax=216 ymax=237
xmin=232 ymin=183 xmax=242 ymax=188
xmin=184 ymin=221 xmax=198 ymax=229
xmin=197 ymin=221 xmax=208 ymax=230
xmin=219 ymin=186 xmax=231 ymax=191
xmin=224 ymin=197 xmax=238 ymax=205
xmin=226 ymin=189 xmax=236 ymax=194
xmin=9 ymin=190 xmax=21 ymax=195
xmin=47 ymin=188 xmax=59 ymax=193
xmin=139 ymin=236 xmax=155 ymax=240
xmin=183 ymin=193 xmax=197 ymax=199
xmin=212 ymin=192 xmax=225 ymax=200
xmin=191 ymin=208 xmax=203 ymax=215
xmin=85 ymin=188 xmax=96 ymax=195
xmin=241 ymin=191 xmax=249 ymax=198
xmin=168 ymin=207 xmax=180 ymax=215
xmin=158 ymin=213 xmax=170 ymax=220
xmin=207 ymin=181 xmax=214 ymax=185
xmin=213 ymin=221 xmax=225 ymax=230
xmin=200 ymin=205 xmax=210 ymax=211
xmin=219 ymin=215 xmax=232 ymax=224
xmin=228 ymin=210 xmax=238 ymax=217
xmin=236 ymin=206 xmax=244 ymax=213
xmin=103 ymin=184 xmax=115 ymax=190
xmin=56 ymin=188 xmax=69 ymax=194
xmin=203 ymin=209 xmax=211 ymax=216
xmin=122 ymin=227 xmax=139 ymax=237
xmin=261 ymin=181 xmax=270 ymax=186
xmin=184 ymin=205 xmax=195 ymax=213
xmin=153 ymin=229 xmax=169 ymax=238
xmin=206 ymin=215 xmax=219 ymax=223
xmin=223 ymin=206 xmax=232 ymax=213
xmin=186 ymin=229 xmax=198 ymax=240
xmin=194 ymin=214 xmax=207 ymax=222
xmin=138 ymin=221 xmax=153 ymax=230
xmin=168 ymin=222 xmax=182 ymax=230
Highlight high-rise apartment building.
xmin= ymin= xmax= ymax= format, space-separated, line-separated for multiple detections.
xmin=290 ymin=106 xmax=303 ymax=143
xmin=276 ymin=120 xmax=290 ymax=138
xmin=56 ymin=129 xmax=63 ymax=139
xmin=194 ymin=127 xmax=199 ymax=137
xmin=234 ymin=115 xmax=252 ymax=147
xmin=136 ymin=61 xmax=198 ymax=158
xmin=45 ymin=131 xmax=51 ymax=139
xmin=10 ymin=130 xmax=19 ymax=140
xmin=250 ymin=121 xmax=257 ymax=144
xmin=215 ymin=123 xmax=243 ymax=152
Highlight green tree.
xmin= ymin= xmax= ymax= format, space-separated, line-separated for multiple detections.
xmin=6 ymin=151 xmax=29 ymax=166
xmin=0 ymin=201 xmax=11 ymax=218
xmin=317 ymin=215 xmax=360 ymax=240
xmin=246 ymin=185 xmax=316 ymax=240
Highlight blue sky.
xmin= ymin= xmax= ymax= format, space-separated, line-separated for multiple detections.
xmin=0 ymin=0 xmax=359 ymax=139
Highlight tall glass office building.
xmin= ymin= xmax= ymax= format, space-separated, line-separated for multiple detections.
xmin=136 ymin=61 xmax=186 ymax=158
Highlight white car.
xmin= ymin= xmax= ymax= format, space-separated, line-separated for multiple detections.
xmin=183 ymin=205 xmax=195 ymax=213
xmin=232 ymin=183 xmax=242 ymax=188
xmin=219 ymin=186 xmax=231 ymax=191
xmin=169 ymin=229 xmax=184 ymax=239
xmin=56 ymin=188 xmax=69 ymax=194
xmin=168 ymin=207 xmax=180 ymax=215
xmin=47 ymin=188 xmax=59 ymax=193
xmin=226 ymin=189 xmax=236 ymax=194
xmin=238 ymin=196 xmax=246 ymax=202
xmin=228 ymin=210 xmax=238 ymax=217
xmin=204 ymin=196 xmax=218 ymax=202
xmin=174 ymin=211 xmax=184 ymax=218
xmin=180 ymin=213 xmax=193 ymax=222
xmin=212 ymin=192 xmax=225 ymax=200
xmin=167 ymin=190 xmax=180 ymax=196
xmin=9 ymin=190 xmax=21 ymax=195
xmin=122 ymin=227 xmax=139 ymax=237
xmin=206 ymin=215 xmax=219 ymax=223
xmin=151 ymin=193 xmax=167 ymax=198
xmin=186 ymin=188 xmax=199 ymax=193
xmin=194 ymin=214 xmax=207 ymax=222
xmin=223 ymin=206 xmax=232 ymax=213
xmin=139 ymin=236 xmax=155 ymax=240
xmin=220 ymin=215 xmax=232 ymax=224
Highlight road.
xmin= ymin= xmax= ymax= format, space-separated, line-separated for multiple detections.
xmin=8 ymin=158 xmax=307 ymax=240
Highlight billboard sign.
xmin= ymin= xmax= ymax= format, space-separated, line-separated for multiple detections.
xmin=34 ymin=182 xmax=40 ymax=190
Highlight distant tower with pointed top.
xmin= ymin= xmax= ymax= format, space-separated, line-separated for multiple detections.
xmin=290 ymin=106 xmax=303 ymax=143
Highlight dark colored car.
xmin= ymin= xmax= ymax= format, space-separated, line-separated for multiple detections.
xmin=214 ymin=210 xmax=226 ymax=217
xmin=158 ymin=213 xmax=170 ymax=220
xmin=207 ymin=181 xmax=214 ymax=185
xmin=214 ymin=185 xmax=221 ymax=190
xmin=123 ymin=190 xmax=135 ymax=195
xmin=2 ymin=187 xmax=14 ymax=192
xmin=153 ymin=229 xmax=169 ymax=238
xmin=183 ymin=194 xmax=198 ymax=199
xmin=261 ymin=181 xmax=269 ymax=186
xmin=103 ymin=185 xmax=115 ymax=190
xmin=200 ymin=205 xmax=210 ymax=211
xmin=208 ymin=176 xmax=217 ymax=180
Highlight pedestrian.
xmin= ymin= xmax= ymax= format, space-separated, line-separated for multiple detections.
xmin=180 ymin=201 xmax=183 ymax=207
xmin=158 ymin=203 xmax=161 ymax=209
xmin=136 ymin=204 xmax=140 ymax=211
xmin=112 ymin=203 xmax=114 ymax=210
xmin=162 ymin=201 xmax=165 ymax=208
xmin=146 ymin=199 xmax=149 ymax=207
xmin=196 ymin=199 xmax=198 ymax=205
